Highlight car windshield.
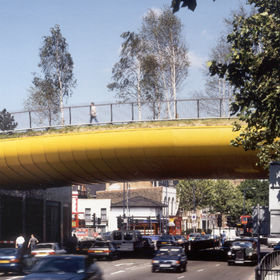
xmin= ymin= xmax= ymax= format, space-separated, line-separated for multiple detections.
xmin=123 ymin=232 xmax=133 ymax=241
xmin=232 ymin=241 xmax=252 ymax=248
xmin=174 ymin=236 xmax=184 ymax=240
xmin=157 ymin=248 xmax=181 ymax=256
xmin=0 ymin=249 xmax=17 ymax=256
xmin=93 ymin=242 xmax=108 ymax=248
xmin=31 ymin=257 xmax=85 ymax=273
xmin=35 ymin=244 xmax=54 ymax=249
xmin=159 ymin=235 xmax=173 ymax=241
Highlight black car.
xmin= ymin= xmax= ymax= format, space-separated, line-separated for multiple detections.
xmin=227 ymin=239 xmax=257 ymax=265
xmin=152 ymin=246 xmax=187 ymax=273
xmin=76 ymin=239 xmax=95 ymax=255
xmin=0 ymin=248 xmax=33 ymax=275
xmin=22 ymin=255 xmax=103 ymax=280
xmin=88 ymin=241 xmax=119 ymax=261
xmin=156 ymin=235 xmax=177 ymax=248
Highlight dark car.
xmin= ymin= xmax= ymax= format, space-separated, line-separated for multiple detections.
xmin=156 ymin=235 xmax=177 ymax=248
xmin=76 ymin=239 xmax=95 ymax=255
xmin=274 ymin=242 xmax=280 ymax=251
xmin=227 ymin=240 xmax=257 ymax=265
xmin=0 ymin=248 xmax=33 ymax=275
xmin=22 ymin=255 xmax=103 ymax=280
xmin=88 ymin=241 xmax=119 ymax=261
xmin=173 ymin=235 xmax=188 ymax=246
xmin=152 ymin=246 xmax=187 ymax=273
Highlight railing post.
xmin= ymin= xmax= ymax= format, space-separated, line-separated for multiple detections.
xmin=197 ymin=100 xmax=200 ymax=118
xmin=110 ymin=104 xmax=113 ymax=123
xmin=175 ymin=100 xmax=178 ymax=119
xmin=29 ymin=111 xmax=32 ymax=129
xmin=69 ymin=107 xmax=72 ymax=125
xmin=131 ymin=103 xmax=134 ymax=122
xmin=219 ymin=98 xmax=222 ymax=118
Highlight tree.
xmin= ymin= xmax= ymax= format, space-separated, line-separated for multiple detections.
xmin=171 ymin=0 xmax=216 ymax=13
xmin=0 ymin=109 xmax=17 ymax=131
xmin=238 ymin=180 xmax=269 ymax=214
xmin=177 ymin=179 xmax=244 ymax=220
xmin=36 ymin=24 xmax=76 ymax=125
xmin=141 ymin=7 xmax=189 ymax=118
xmin=107 ymin=31 xmax=146 ymax=120
xmin=25 ymin=76 xmax=60 ymax=126
xmin=209 ymin=0 xmax=280 ymax=168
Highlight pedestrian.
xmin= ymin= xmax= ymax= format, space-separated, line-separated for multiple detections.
xmin=221 ymin=231 xmax=226 ymax=246
xmin=28 ymin=234 xmax=39 ymax=251
xmin=15 ymin=234 xmax=25 ymax=249
xmin=90 ymin=102 xmax=98 ymax=123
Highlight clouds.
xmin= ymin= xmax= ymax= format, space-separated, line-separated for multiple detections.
xmin=188 ymin=51 xmax=206 ymax=69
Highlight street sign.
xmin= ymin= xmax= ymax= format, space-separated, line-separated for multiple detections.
xmin=191 ymin=214 xmax=196 ymax=221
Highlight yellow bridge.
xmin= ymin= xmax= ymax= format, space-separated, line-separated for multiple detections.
xmin=0 ymin=121 xmax=267 ymax=189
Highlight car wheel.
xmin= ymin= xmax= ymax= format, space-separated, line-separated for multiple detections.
xmin=228 ymin=262 xmax=232 ymax=266
xmin=183 ymin=264 xmax=187 ymax=272
xmin=152 ymin=266 xmax=156 ymax=273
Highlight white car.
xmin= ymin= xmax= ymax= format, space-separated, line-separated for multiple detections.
xmin=31 ymin=242 xmax=66 ymax=258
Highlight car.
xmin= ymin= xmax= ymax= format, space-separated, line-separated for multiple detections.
xmin=76 ymin=239 xmax=95 ymax=255
xmin=227 ymin=239 xmax=257 ymax=265
xmin=22 ymin=255 xmax=103 ymax=280
xmin=0 ymin=248 xmax=34 ymax=275
xmin=273 ymin=242 xmax=280 ymax=251
xmin=187 ymin=233 xmax=201 ymax=241
xmin=88 ymin=241 xmax=119 ymax=261
xmin=31 ymin=242 xmax=66 ymax=258
xmin=156 ymin=235 xmax=177 ymax=248
xmin=173 ymin=235 xmax=188 ymax=246
xmin=152 ymin=246 xmax=187 ymax=273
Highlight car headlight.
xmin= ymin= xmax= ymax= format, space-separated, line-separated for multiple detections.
xmin=152 ymin=260 xmax=159 ymax=264
xmin=227 ymin=251 xmax=232 ymax=256
xmin=248 ymin=252 xmax=253 ymax=256
xmin=171 ymin=260 xmax=180 ymax=265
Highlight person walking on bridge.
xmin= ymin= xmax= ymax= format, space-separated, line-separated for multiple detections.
xmin=90 ymin=102 xmax=98 ymax=124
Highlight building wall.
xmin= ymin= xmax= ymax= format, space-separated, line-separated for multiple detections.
xmin=161 ymin=186 xmax=178 ymax=216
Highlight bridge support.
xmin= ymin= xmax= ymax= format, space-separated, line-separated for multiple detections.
xmin=269 ymin=162 xmax=280 ymax=235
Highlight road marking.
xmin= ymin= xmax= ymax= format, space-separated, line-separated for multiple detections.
xmin=216 ymin=264 xmax=221 ymax=267
xmin=197 ymin=269 xmax=205 ymax=272
xmin=177 ymin=276 xmax=185 ymax=279
xmin=114 ymin=262 xmax=135 ymax=267
xmin=111 ymin=270 xmax=125 ymax=275
xmin=126 ymin=266 xmax=137 ymax=270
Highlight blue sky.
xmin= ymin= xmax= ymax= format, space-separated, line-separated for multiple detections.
xmin=0 ymin=0 xmax=245 ymax=112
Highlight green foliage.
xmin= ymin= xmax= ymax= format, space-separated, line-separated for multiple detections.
xmin=209 ymin=1 xmax=280 ymax=168
xmin=0 ymin=109 xmax=17 ymax=131
xmin=177 ymin=179 xmax=243 ymax=220
xmin=238 ymin=179 xmax=269 ymax=214
xmin=27 ymin=24 xmax=76 ymax=125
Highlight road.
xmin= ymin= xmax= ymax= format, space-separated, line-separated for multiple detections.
xmin=0 ymin=258 xmax=256 ymax=280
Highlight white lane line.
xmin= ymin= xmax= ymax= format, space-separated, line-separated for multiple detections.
xmin=111 ymin=270 xmax=125 ymax=275
xmin=177 ymin=276 xmax=185 ymax=279
xmin=114 ymin=262 xmax=135 ymax=267
xmin=216 ymin=264 xmax=221 ymax=267
xmin=197 ymin=269 xmax=205 ymax=272
xmin=126 ymin=266 xmax=137 ymax=270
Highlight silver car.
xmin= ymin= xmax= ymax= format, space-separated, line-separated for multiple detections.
xmin=31 ymin=243 xmax=66 ymax=258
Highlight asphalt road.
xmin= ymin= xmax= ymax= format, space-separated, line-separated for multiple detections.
xmin=0 ymin=258 xmax=256 ymax=280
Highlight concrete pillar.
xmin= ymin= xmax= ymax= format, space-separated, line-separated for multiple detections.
xmin=269 ymin=162 xmax=280 ymax=235
xmin=43 ymin=199 xmax=46 ymax=242
xmin=22 ymin=193 xmax=26 ymax=236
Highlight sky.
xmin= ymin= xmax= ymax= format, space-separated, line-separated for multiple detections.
xmin=0 ymin=0 xmax=246 ymax=112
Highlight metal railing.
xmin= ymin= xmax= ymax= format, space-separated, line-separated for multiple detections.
xmin=4 ymin=98 xmax=233 ymax=133
xmin=256 ymin=251 xmax=280 ymax=280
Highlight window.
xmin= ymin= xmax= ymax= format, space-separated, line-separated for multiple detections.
xmin=85 ymin=208 xmax=91 ymax=221
xmin=101 ymin=208 xmax=107 ymax=221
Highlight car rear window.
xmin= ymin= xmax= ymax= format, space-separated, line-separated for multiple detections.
xmin=93 ymin=242 xmax=108 ymax=247
xmin=0 ymin=249 xmax=17 ymax=256
xmin=35 ymin=244 xmax=54 ymax=249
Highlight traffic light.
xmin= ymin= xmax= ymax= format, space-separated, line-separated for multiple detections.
xmin=117 ymin=216 xmax=122 ymax=229
xmin=226 ymin=216 xmax=232 ymax=227
xmin=217 ymin=214 xmax=222 ymax=227
xmin=247 ymin=217 xmax=253 ymax=228
xmin=92 ymin=213 xmax=96 ymax=228
xmin=97 ymin=218 xmax=101 ymax=224
xmin=148 ymin=216 xmax=151 ymax=228
xmin=157 ymin=214 xmax=160 ymax=224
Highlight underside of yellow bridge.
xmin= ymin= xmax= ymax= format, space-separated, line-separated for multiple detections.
xmin=0 ymin=125 xmax=267 ymax=189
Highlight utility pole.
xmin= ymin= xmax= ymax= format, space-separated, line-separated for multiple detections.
xmin=257 ymin=204 xmax=261 ymax=264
